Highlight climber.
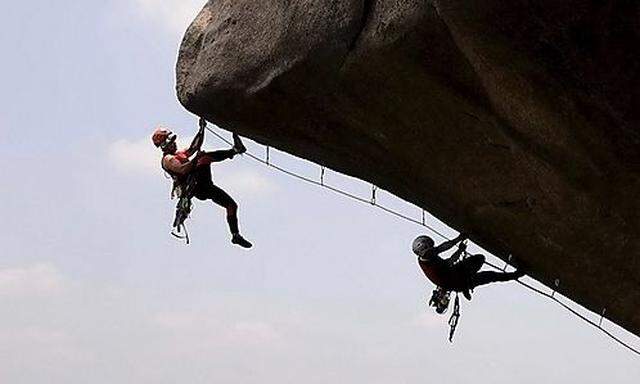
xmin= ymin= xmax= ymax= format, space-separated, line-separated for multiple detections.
xmin=412 ymin=234 xmax=523 ymax=313
xmin=152 ymin=117 xmax=253 ymax=248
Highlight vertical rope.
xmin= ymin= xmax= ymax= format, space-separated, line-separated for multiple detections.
xmin=448 ymin=294 xmax=461 ymax=342
xmin=371 ymin=185 xmax=378 ymax=205
xmin=503 ymin=254 xmax=513 ymax=271
xmin=552 ymin=279 xmax=560 ymax=298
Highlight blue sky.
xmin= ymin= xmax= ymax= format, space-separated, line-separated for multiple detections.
xmin=1 ymin=1 xmax=638 ymax=382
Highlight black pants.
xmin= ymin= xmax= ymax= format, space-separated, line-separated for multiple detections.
xmin=455 ymin=254 xmax=520 ymax=289
xmin=191 ymin=150 xmax=241 ymax=235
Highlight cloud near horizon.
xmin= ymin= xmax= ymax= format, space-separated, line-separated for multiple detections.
xmin=0 ymin=263 xmax=68 ymax=298
xmin=107 ymin=137 xmax=161 ymax=176
xmin=134 ymin=0 xmax=204 ymax=35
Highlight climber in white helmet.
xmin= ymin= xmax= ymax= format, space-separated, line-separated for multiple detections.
xmin=413 ymin=233 xmax=524 ymax=314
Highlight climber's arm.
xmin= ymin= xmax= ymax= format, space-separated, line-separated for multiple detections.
xmin=185 ymin=118 xmax=207 ymax=156
xmin=446 ymin=242 xmax=467 ymax=265
xmin=162 ymin=154 xmax=199 ymax=176
xmin=433 ymin=234 xmax=466 ymax=254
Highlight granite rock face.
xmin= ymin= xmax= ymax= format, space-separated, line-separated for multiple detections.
xmin=176 ymin=0 xmax=640 ymax=335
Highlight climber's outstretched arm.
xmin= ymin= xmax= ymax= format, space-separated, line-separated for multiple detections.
xmin=185 ymin=119 xmax=206 ymax=156
xmin=433 ymin=234 xmax=466 ymax=254
xmin=446 ymin=246 xmax=465 ymax=265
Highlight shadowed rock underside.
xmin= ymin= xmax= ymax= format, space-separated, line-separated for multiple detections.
xmin=176 ymin=0 xmax=640 ymax=336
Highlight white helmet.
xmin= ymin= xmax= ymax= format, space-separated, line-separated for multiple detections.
xmin=412 ymin=235 xmax=434 ymax=256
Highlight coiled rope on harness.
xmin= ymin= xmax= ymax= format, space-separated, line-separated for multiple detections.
xmin=162 ymin=151 xmax=199 ymax=245
xmin=171 ymin=196 xmax=192 ymax=244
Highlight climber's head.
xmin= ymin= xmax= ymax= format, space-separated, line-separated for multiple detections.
xmin=412 ymin=235 xmax=435 ymax=257
xmin=152 ymin=127 xmax=177 ymax=154
xmin=429 ymin=287 xmax=451 ymax=314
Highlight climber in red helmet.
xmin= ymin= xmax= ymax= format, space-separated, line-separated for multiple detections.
xmin=412 ymin=234 xmax=523 ymax=313
xmin=152 ymin=117 xmax=252 ymax=248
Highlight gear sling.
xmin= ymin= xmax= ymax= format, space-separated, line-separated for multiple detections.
xmin=165 ymin=166 xmax=197 ymax=244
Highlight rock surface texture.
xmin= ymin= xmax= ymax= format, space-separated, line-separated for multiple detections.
xmin=177 ymin=1 xmax=640 ymax=335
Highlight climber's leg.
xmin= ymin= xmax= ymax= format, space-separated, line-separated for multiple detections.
xmin=470 ymin=270 xmax=524 ymax=288
xmin=205 ymin=183 xmax=252 ymax=248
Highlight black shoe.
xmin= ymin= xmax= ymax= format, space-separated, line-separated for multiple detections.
xmin=231 ymin=233 xmax=252 ymax=248
xmin=232 ymin=133 xmax=246 ymax=155
xmin=513 ymin=270 xmax=525 ymax=279
xmin=462 ymin=290 xmax=472 ymax=301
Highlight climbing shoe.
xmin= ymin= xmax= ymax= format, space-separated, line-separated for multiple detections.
xmin=232 ymin=133 xmax=247 ymax=155
xmin=231 ymin=233 xmax=252 ymax=248
xmin=462 ymin=290 xmax=472 ymax=301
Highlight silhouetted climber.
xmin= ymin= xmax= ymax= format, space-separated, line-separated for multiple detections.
xmin=413 ymin=233 xmax=523 ymax=341
xmin=152 ymin=117 xmax=252 ymax=248
xmin=413 ymin=234 xmax=523 ymax=312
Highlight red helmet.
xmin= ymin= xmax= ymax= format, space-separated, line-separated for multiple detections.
xmin=151 ymin=127 xmax=176 ymax=149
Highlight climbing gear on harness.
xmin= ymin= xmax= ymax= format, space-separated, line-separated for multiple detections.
xmin=413 ymin=235 xmax=435 ymax=257
xmin=169 ymin=173 xmax=197 ymax=244
xmin=448 ymin=293 xmax=461 ymax=342
xmin=429 ymin=287 xmax=451 ymax=314
xmin=171 ymin=196 xmax=192 ymax=243
xmin=429 ymin=287 xmax=462 ymax=342
xmin=160 ymin=138 xmax=198 ymax=244
xmin=232 ymin=133 xmax=247 ymax=155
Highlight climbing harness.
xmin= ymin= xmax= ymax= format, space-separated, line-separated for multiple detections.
xmin=161 ymin=150 xmax=199 ymax=245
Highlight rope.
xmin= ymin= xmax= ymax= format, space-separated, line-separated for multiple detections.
xmin=205 ymin=125 xmax=640 ymax=357
xmin=448 ymin=293 xmax=461 ymax=342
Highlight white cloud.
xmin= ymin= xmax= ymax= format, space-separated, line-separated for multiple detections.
xmin=134 ymin=0 xmax=205 ymax=35
xmin=411 ymin=311 xmax=442 ymax=329
xmin=107 ymin=137 xmax=161 ymax=175
xmin=226 ymin=321 xmax=282 ymax=345
xmin=153 ymin=310 xmax=282 ymax=346
xmin=0 ymin=263 xmax=67 ymax=298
